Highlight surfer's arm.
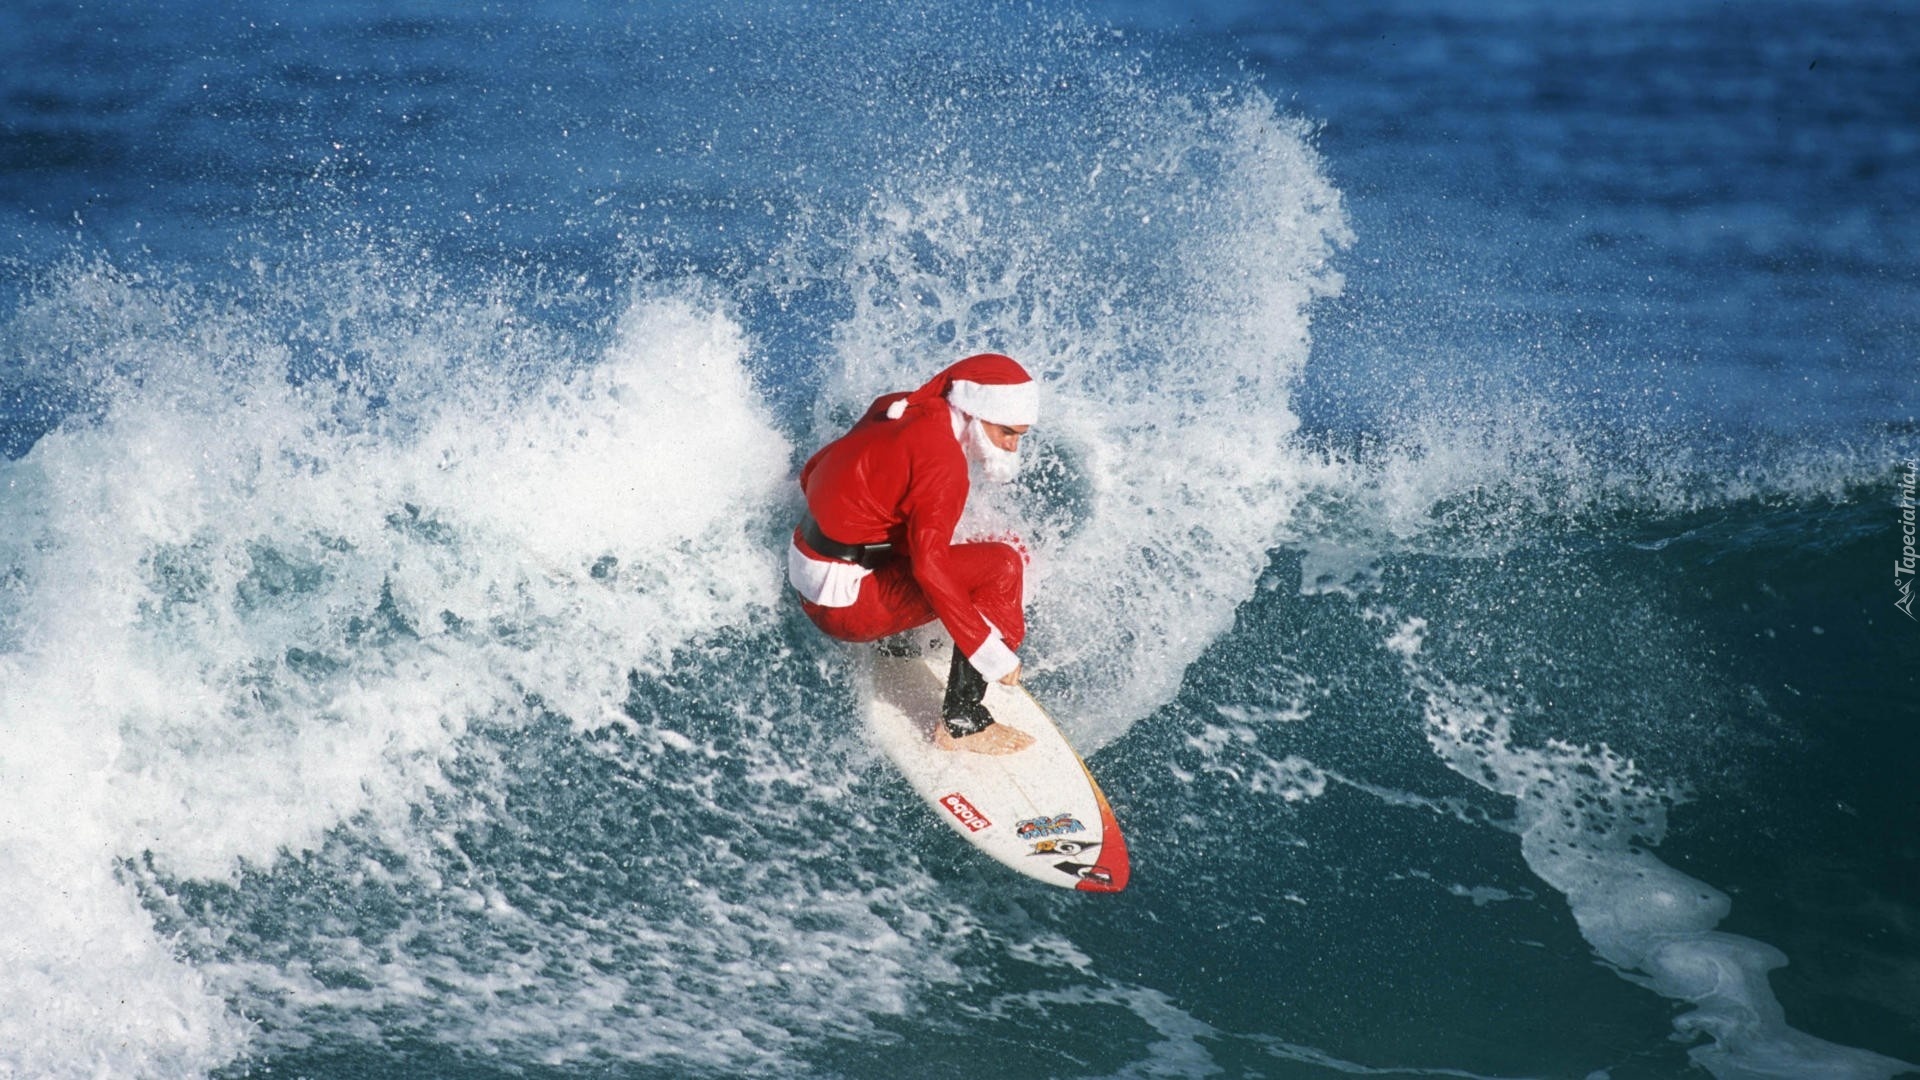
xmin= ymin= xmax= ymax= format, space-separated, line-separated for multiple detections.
xmin=902 ymin=452 xmax=1019 ymax=681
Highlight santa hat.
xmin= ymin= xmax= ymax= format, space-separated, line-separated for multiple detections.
xmin=886 ymin=353 xmax=1039 ymax=426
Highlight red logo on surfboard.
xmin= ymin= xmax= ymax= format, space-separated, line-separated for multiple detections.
xmin=940 ymin=792 xmax=992 ymax=833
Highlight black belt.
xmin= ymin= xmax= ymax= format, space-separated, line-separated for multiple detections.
xmin=800 ymin=515 xmax=895 ymax=570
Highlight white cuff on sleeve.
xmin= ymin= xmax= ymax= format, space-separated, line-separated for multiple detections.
xmin=967 ymin=633 xmax=1020 ymax=683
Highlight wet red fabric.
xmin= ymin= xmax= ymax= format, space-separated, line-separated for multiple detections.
xmin=798 ymin=538 xmax=1025 ymax=649
xmin=796 ymin=390 xmax=1024 ymax=658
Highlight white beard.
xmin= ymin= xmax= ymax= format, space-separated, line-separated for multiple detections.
xmin=963 ymin=416 xmax=1021 ymax=484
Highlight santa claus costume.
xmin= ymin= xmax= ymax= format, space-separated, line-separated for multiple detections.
xmin=788 ymin=353 xmax=1038 ymax=737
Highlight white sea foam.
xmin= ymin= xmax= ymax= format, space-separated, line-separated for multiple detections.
xmin=1282 ymin=396 xmax=1892 ymax=564
xmin=0 ymin=260 xmax=795 ymax=1075
xmin=798 ymin=87 xmax=1352 ymax=750
xmin=186 ymin=817 xmax=960 ymax=1072
xmin=1386 ymin=618 xmax=1918 ymax=1080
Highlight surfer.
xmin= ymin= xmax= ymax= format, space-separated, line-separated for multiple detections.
xmin=789 ymin=353 xmax=1039 ymax=755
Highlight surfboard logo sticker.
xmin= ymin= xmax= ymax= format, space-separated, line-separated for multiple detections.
xmin=1028 ymin=838 xmax=1094 ymax=857
xmin=940 ymin=792 xmax=992 ymax=833
xmin=1015 ymin=813 xmax=1084 ymax=840
xmin=1073 ymin=863 xmax=1116 ymax=887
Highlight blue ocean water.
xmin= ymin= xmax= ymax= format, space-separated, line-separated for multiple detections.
xmin=1 ymin=1 xmax=1915 ymax=1077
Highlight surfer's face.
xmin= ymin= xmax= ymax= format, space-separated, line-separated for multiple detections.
xmin=978 ymin=421 xmax=1028 ymax=452
xmin=963 ymin=417 xmax=1027 ymax=484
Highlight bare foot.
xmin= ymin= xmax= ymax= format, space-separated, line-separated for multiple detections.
xmin=934 ymin=722 xmax=1035 ymax=755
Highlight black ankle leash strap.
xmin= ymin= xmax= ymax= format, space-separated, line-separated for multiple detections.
xmin=941 ymin=644 xmax=996 ymax=737
xmin=944 ymin=705 xmax=996 ymax=738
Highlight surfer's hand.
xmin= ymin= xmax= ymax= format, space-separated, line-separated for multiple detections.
xmin=998 ymin=663 xmax=1022 ymax=687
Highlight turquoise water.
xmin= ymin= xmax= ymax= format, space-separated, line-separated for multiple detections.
xmin=1 ymin=2 xmax=1915 ymax=1076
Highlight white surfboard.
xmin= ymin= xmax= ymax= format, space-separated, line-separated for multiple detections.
xmin=867 ymin=641 xmax=1130 ymax=893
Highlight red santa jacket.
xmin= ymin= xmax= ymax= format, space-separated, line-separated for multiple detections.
xmin=794 ymin=391 xmax=1006 ymax=663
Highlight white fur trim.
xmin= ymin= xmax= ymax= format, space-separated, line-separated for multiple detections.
xmin=947 ymin=378 xmax=1038 ymax=427
xmin=967 ymin=631 xmax=1020 ymax=682
xmin=787 ymin=538 xmax=870 ymax=607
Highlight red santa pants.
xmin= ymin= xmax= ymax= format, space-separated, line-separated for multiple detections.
xmin=800 ymin=540 xmax=1025 ymax=650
